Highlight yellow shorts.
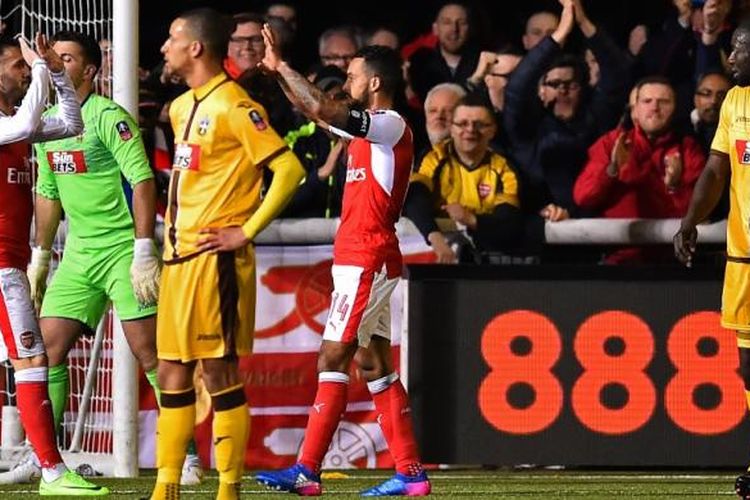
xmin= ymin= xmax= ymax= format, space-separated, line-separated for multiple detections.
xmin=157 ymin=248 xmax=255 ymax=362
xmin=721 ymin=260 xmax=750 ymax=331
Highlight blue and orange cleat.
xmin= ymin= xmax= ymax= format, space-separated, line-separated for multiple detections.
xmin=255 ymin=463 xmax=322 ymax=496
xmin=360 ymin=471 xmax=431 ymax=497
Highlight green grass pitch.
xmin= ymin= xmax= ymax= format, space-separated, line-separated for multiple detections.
xmin=0 ymin=469 xmax=740 ymax=499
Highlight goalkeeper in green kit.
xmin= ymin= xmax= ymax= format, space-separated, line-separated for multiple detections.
xmin=0 ymin=31 xmax=203 ymax=486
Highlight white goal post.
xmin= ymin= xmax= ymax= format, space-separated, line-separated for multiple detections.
xmin=0 ymin=0 xmax=140 ymax=478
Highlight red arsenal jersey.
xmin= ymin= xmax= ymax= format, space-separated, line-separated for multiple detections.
xmin=0 ymin=62 xmax=83 ymax=270
xmin=332 ymin=109 xmax=413 ymax=277
xmin=0 ymin=141 xmax=32 ymax=269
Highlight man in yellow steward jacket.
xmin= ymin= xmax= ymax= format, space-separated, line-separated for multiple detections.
xmin=149 ymin=8 xmax=304 ymax=500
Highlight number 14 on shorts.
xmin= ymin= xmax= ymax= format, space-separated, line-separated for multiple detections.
xmin=329 ymin=292 xmax=350 ymax=323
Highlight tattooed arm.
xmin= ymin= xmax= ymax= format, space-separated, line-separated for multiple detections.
xmin=261 ymin=23 xmax=351 ymax=128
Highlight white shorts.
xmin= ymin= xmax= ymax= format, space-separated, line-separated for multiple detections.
xmin=0 ymin=268 xmax=45 ymax=361
xmin=323 ymin=264 xmax=399 ymax=347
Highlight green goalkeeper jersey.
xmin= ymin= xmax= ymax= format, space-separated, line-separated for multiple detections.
xmin=35 ymin=93 xmax=153 ymax=253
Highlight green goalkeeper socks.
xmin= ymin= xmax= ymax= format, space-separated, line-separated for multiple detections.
xmin=146 ymin=368 xmax=198 ymax=456
xmin=47 ymin=364 xmax=69 ymax=432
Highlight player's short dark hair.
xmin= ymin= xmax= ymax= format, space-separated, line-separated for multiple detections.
xmin=50 ymin=30 xmax=102 ymax=75
xmin=0 ymin=35 xmax=19 ymax=58
xmin=354 ymin=45 xmax=403 ymax=99
xmin=178 ymin=8 xmax=232 ymax=62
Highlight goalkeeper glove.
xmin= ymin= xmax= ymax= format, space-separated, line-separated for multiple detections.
xmin=27 ymin=247 xmax=50 ymax=313
xmin=130 ymin=238 xmax=161 ymax=308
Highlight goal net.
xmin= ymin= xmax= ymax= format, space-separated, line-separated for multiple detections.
xmin=0 ymin=0 xmax=138 ymax=477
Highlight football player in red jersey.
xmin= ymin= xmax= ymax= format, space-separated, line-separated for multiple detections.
xmin=0 ymin=33 xmax=108 ymax=495
xmin=255 ymin=25 xmax=430 ymax=497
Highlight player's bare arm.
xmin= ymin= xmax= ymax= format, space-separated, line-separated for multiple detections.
xmin=132 ymin=179 xmax=157 ymax=240
xmin=673 ymin=151 xmax=729 ymax=266
xmin=11 ymin=33 xmax=82 ymax=143
xmin=260 ymin=23 xmax=350 ymax=127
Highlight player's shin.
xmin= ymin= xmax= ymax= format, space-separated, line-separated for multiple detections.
xmin=14 ymin=367 xmax=63 ymax=469
xmin=368 ymin=373 xmax=422 ymax=476
xmin=299 ymin=372 xmax=350 ymax=473
xmin=210 ymin=384 xmax=248 ymax=488
xmin=154 ymin=388 xmax=195 ymax=486
xmin=367 ymin=372 xmax=397 ymax=443
xmin=47 ymin=363 xmax=69 ymax=433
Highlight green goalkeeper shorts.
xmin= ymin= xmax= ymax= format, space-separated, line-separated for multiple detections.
xmin=41 ymin=241 xmax=157 ymax=330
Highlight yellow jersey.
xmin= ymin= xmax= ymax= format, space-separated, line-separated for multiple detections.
xmin=711 ymin=86 xmax=750 ymax=258
xmin=411 ymin=139 xmax=520 ymax=215
xmin=165 ymin=72 xmax=287 ymax=262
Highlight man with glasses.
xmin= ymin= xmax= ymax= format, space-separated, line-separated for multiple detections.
xmin=404 ymin=95 xmax=526 ymax=263
xmin=227 ymin=13 xmax=295 ymax=137
xmin=691 ymin=71 xmax=731 ymax=220
xmin=692 ymin=71 xmax=731 ymax=154
xmin=225 ymin=13 xmax=266 ymax=78
xmin=504 ymin=0 xmax=629 ymax=220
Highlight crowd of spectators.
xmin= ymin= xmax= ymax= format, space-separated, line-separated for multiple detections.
xmin=133 ymin=0 xmax=742 ymax=265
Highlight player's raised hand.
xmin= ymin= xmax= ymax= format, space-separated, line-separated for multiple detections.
xmin=18 ymin=36 xmax=40 ymax=67
xmin=260 ymin=23 xmax=282 ymax=73
xmin=198 ymin=226 xmax=250 ymax=252
xmin=35 ymin=32 xmax=64 ymax=73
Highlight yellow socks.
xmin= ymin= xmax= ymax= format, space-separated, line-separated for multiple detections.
xmin=210 ymin=384 xmax=249 ymax=487
xmin=150 ymin=481 xmax=180 ymax=500
xmin=153 ymin=388 xmax=196 ymax=488
xmin=216 ymin=481 xmax=241 ymax=500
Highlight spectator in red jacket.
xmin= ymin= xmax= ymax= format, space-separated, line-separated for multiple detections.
xmin=573 ymin=76 xmax=706 ymax=263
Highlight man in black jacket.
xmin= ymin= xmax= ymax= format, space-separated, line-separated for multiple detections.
xmin=408 ymin=2 xmax=479 ymax=105
xmin=503 ymin=0 xmax=629 ymax=217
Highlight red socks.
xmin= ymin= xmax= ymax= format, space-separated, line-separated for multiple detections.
xmin=15 ymin=368 xmax=63 ymax=469
xmin=299 ymin=372 xmax=350 ymax=473
xmin=368 ymin=373 xmax=421 ymax=475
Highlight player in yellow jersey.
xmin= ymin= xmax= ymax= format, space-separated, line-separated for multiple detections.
xmin=149 ymin=8 xmax=304 ymax=500
xmin=674 ymin=21 xmax=750 ymax=500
